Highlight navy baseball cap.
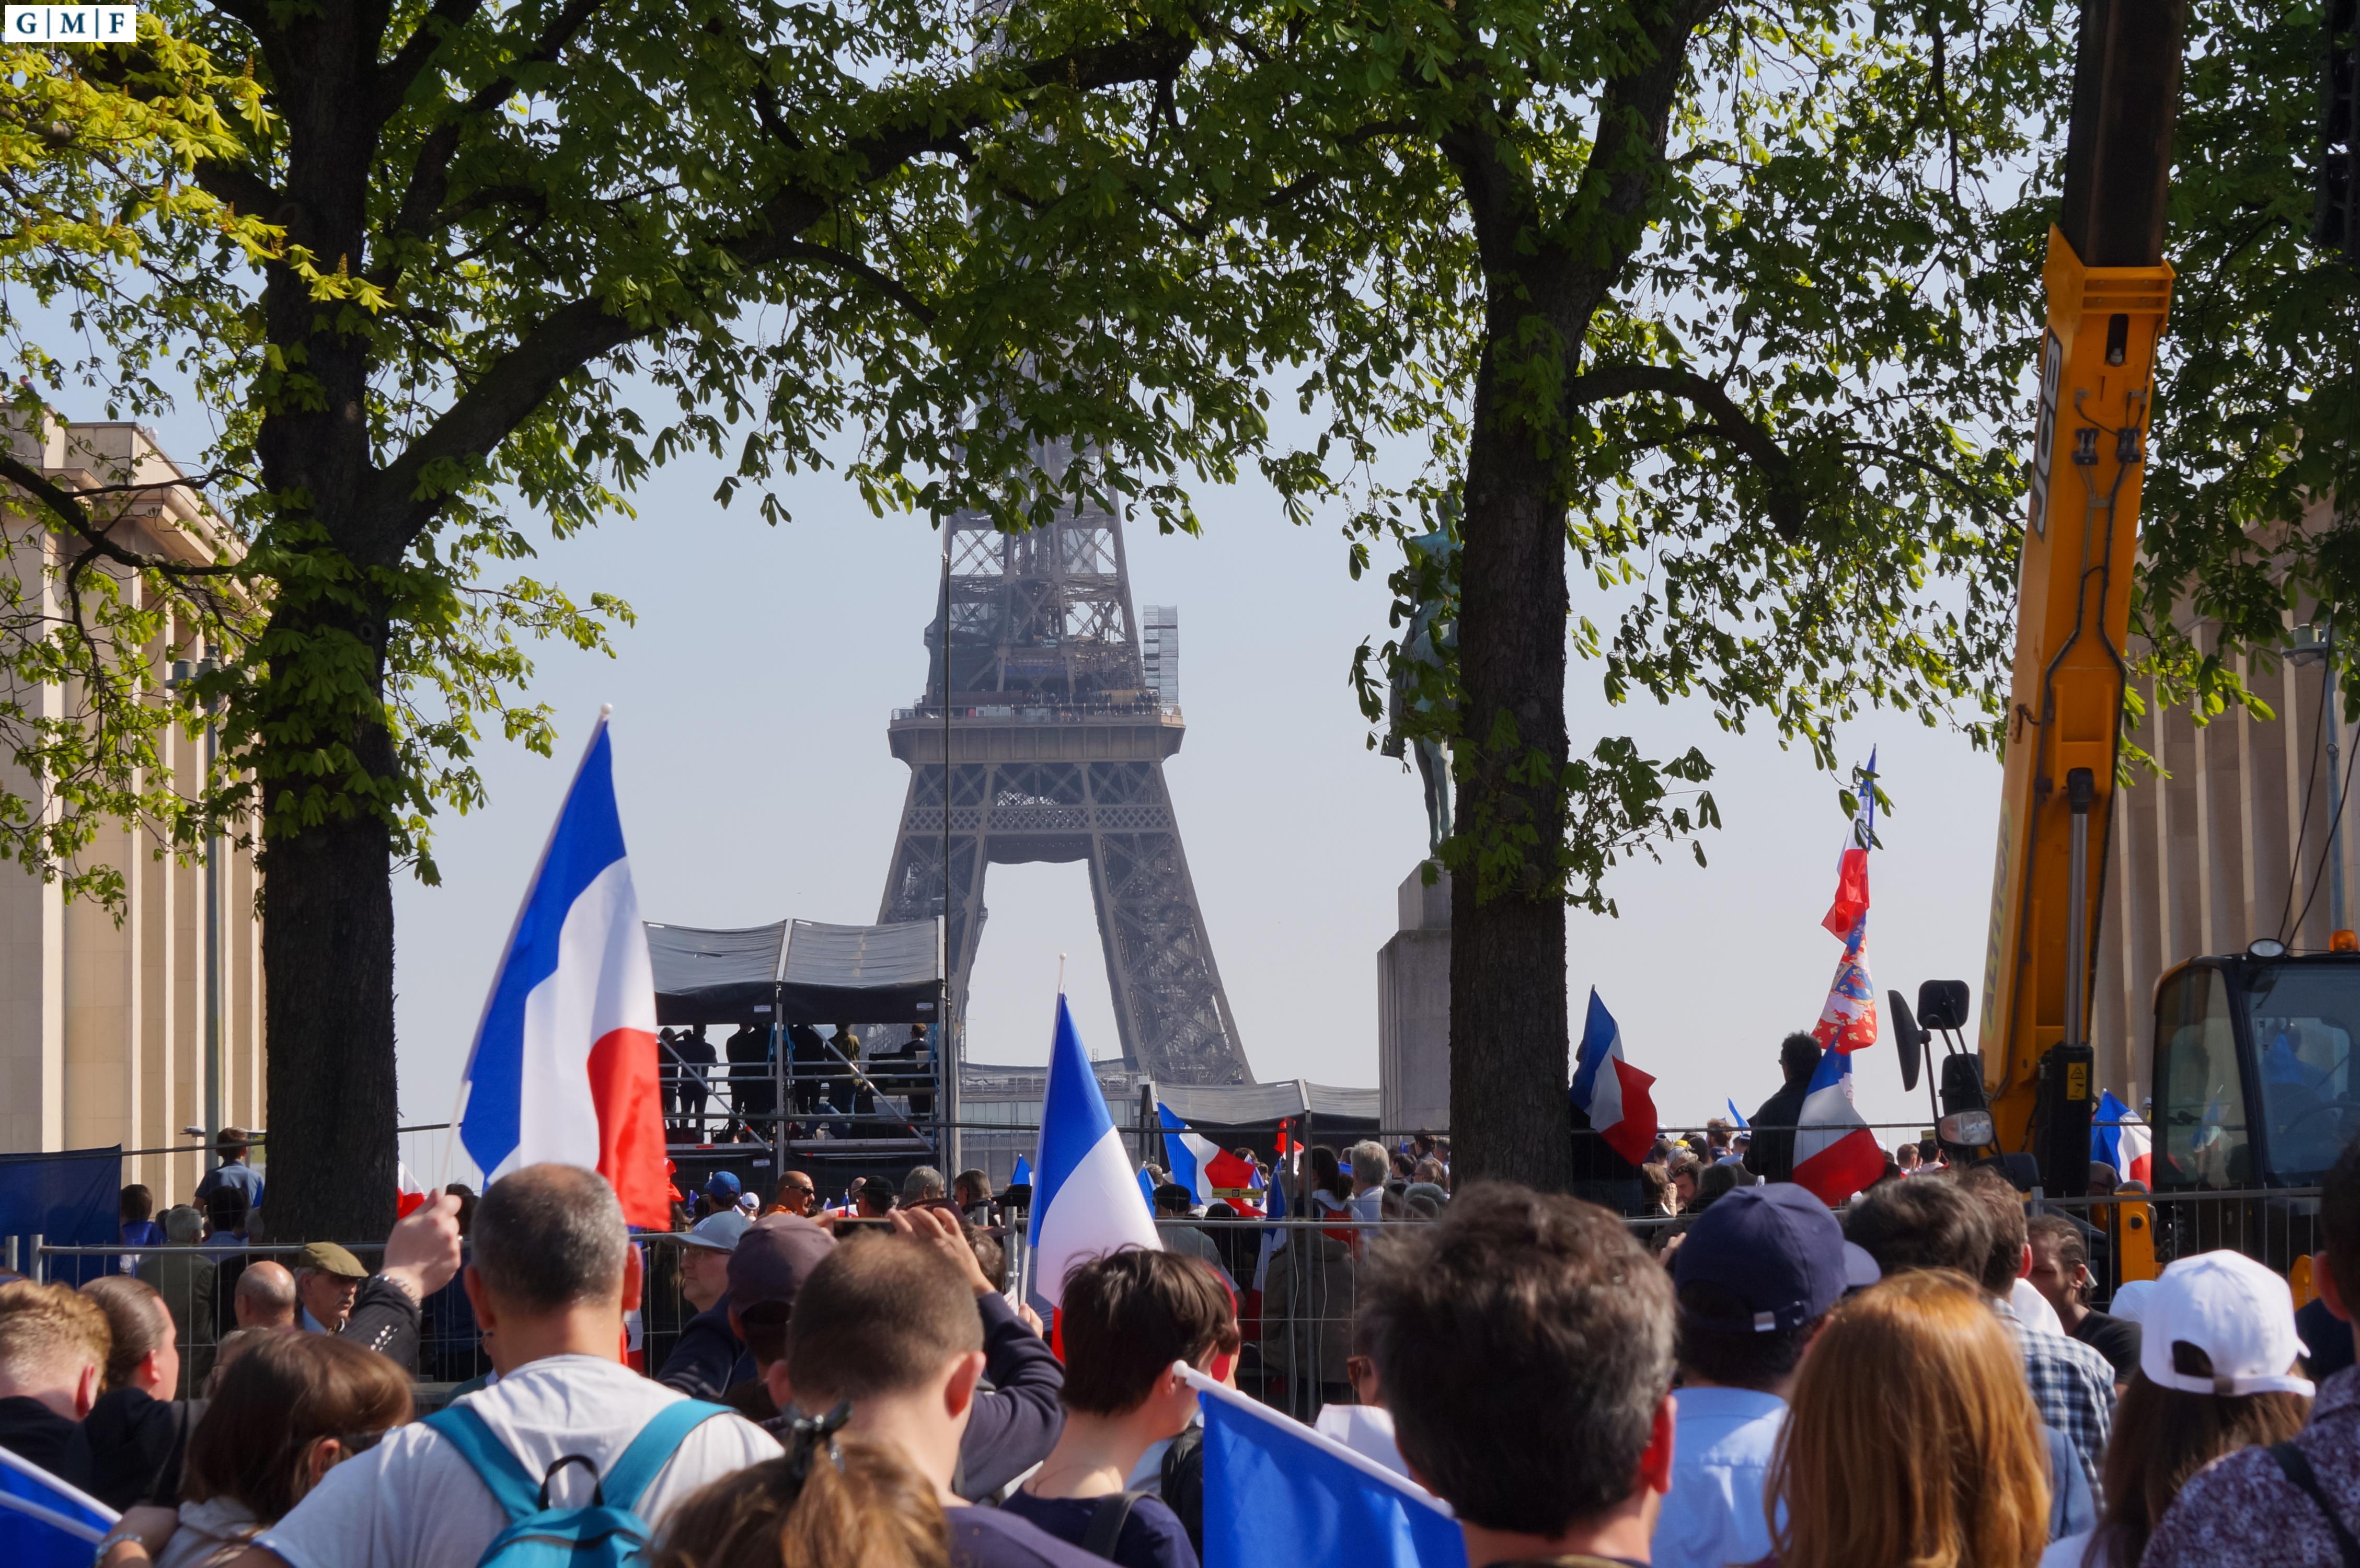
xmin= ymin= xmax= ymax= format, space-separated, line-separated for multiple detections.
xmin=704 ymin=1170 xmax=742 ymax=1199
xmin=1673 ymin=1184 xmax=1874 ymax=1332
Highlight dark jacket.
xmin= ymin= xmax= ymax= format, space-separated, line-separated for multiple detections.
xmin=68 ymin=1388 xmax=200 ymax=1509
xmin=1744 ymin=1077 xmax=1812 ymax=1185
xmin=340 ymin=1273 xmax=425 ymax=1373
xmin=759 ymin=1292 xmax=1064 ymax=1502
xmin=657 ymin=1296 xmax=753 ymax=1400
xmin=0 ymin=1394 xmax=77 ymax=1476
xmin=952 ymin=1292 xmax=1066 ymax=1500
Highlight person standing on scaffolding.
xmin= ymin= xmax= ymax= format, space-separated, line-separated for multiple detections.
xmin=726 ymin=1020 xmax=775 ymax=1144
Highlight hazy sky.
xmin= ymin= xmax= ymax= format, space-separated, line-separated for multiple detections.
xmin=375 ymin=398 xmax=2007 ymax=1184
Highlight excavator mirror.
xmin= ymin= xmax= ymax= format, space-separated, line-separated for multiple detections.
xmin=1917 ymin=979 xmax=1972 ymax=1033
xmin=1888 ymin=990 xmax=1926 ymax=1092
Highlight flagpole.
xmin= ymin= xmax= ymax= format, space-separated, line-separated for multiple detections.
xmin=1057 ymin=951 xmax=1067 ymax=994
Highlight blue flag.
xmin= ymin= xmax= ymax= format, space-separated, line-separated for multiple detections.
xmin=1193 ymin=1370 xmax=1466 ymax=1568
xmin=0 ymin=1447 xmax=116 ymax=1568
xmin=1011 ymin=1155 xmax=1032 ymax=1186
xmin=1726 ymin=1098 xmax=1749 ymax=1129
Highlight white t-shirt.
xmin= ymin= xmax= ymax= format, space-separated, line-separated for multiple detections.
xmin=256 ymin=1354 xmax=780 ymax=1568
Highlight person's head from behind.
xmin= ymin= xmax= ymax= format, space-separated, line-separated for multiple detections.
xmin=952 ymin=1169 xmax=989 ymax=1210
xmin=1361 ymin=1183 xmax=1676 ymax=1557
xmin=1057 ymin=1249 xmax=1240 ymax=1440
xmin=183 ymin=1331 xmax=411 ymax=1525
xmin=653 ymin=1435 xmax=948 ymax=1568
xmin=1309 ymin=1144 xmax=1344 ymax=1198
xmin=1952 ymin=1163 xmax=2033 ymax=1297
xmin=2083 ymin=1250 xmax=2312 ymax=1568
xmin=236 ymin=1260 xmax=298 ymax=1329
xmin=216 ymin=1126 xmax=250 ymax=1163
xmin=206 ymin=1184 xmax=250 ymax=1238
xmin=856 ymin=1180 xmax=895 ymax=1218
xmin=902 ymin=1166 xmax=946 ymax=1204
xmin=1770 ymin=1270 xmax=2047 ymax=1568
xmin=1674 ymin=1185 xmax=1861 ymax=1398
xmin=777 ymin=1233 xmax=986 ymax=1493
xmin=1348 ymin=1140 xmax=1390 ymax=1194
xmin=1639 ymin=1162 xmax=1675 ymax=1214
xmin=1153 ymin=1182 xmax=1194 ymax=1218
xmin=463 ymin=1163 xmax=627 ymax=1373
xmin=163 ymin=1205 xmax=204 ymax=1246
xmin=0 ymin=1279 xmax=111 ymax=1419
xmin=1894 ymin=1142 xmax=1921 ymax=1170
xmin=1780 ymin=1031 xmax=1820 ymax=1085
xmin=1843 ymin=1172 xmax=1990 ymax=1280
xmin=2314 ymin=1135 xmax=2360 ymax=1334
xmin=121 ymin=1184 xmax=154 ymax=1225
xmin=80 ymin=1275 xmax=179 ymax=1398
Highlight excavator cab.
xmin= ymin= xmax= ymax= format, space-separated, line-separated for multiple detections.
xmin=2146 ymin=949 xmax=2360 ymax=1272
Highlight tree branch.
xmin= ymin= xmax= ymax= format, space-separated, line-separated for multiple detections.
xmin=1566 ymin=365 xmax=1808 ymax=538
xmin=0 ymin=455 xmax=243 ymax=577
xmin=775 ymin=240 xmax=937 ymax=325
xmin=376 ymin=0 xmax=491 ymax=119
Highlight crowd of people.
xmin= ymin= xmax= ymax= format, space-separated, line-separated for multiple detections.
xmin=5 ymin=1100 xmax=2359 ymax=1568
xmin=657 ymin=1022 xmax=939 ymax=1144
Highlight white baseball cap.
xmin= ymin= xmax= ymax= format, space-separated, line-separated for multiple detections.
xmin=680 ymin=1211 xmax=752 ymax=1253
xmin=2138 ymin=1250 xmax=2313 ymax=1398
xmin=2109 ymin=1279 xmax=2157 ymax=1324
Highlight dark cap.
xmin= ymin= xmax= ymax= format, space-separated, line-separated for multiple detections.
xmin=726 ymin=1214 xmax=836 ymax=1310
xmin=1673 ymin=1184 xmax=1867 ymax=1332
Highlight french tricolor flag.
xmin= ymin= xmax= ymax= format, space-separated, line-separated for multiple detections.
xmin=2092 ymin=1091 xmax=2153 ymax=1186
xmin=1029 ymin=995 xmax=1161 ymax=1307
xmin=1791 ymin=1043 xmax=1886 ymax=1206
xmin=456 ymin=710 xmax=670 ymax=1227
xmin=1570 ymin=989 xmax=1659 ymax=1165
xmin=1160 ymin=1102 xmax=1263 ymax=1214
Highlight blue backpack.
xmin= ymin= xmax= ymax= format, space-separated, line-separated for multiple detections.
xmin=424 ymin=1398 xmax=733 ymax=1567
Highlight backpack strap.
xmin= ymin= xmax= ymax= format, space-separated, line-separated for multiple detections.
xmin=1080 ymin=1489 xmax=1152 ymax=1561
xmin=2271 ymin=1441 xmax=2360 ymax=1568
xmin=424 ymin=1405 xmax=543 ymax=1524
xmin=600 ymin=1399 xmax=734 ymax=1515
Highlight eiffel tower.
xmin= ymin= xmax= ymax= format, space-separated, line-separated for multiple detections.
xmin=877 ymin=447 xmax=1253 ymax=1086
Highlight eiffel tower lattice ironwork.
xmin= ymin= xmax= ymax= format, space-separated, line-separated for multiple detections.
xmin=877 ymin=448 xmax=1253 ymax=1085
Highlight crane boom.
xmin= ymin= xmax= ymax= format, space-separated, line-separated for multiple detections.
xmin=1978 ymin=0 xmax=2185 ymax=1186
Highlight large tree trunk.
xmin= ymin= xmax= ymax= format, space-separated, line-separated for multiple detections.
xmin=1448 ymin=286 xmax=1575 ymax=1193
xmin=248 ymin=15 xmax=402 ymax=1242
xmin=259 ymin=757 xmax=400 ymax=1243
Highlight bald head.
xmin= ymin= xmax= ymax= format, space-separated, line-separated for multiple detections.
xmin=471 ymin=1163 xmax=626 ymax=1311
xmin=234 ymin=1261 xmax=297 ymax=1329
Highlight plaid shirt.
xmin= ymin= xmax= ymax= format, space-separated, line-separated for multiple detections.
xmin=1991 ymin=1297 xmax=2115 ymax=1498
xmin=2144 ymin=1365 xmax=2360 ymax=1567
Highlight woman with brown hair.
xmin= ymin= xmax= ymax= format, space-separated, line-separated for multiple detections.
xmin=97 ymin=1331 xmax=414 ymax=1568
xmin=653 ymin=1413 xmax=947 ymax=1568
xmin=2040 ymin=1250 xmax=2312 ymax=1568
xmin=1765 ymin=1269 xmax=2051 ymax=1568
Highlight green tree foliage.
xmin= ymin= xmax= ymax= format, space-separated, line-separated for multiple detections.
xmin=2134 ymin=0 xmax=2360 ymax=737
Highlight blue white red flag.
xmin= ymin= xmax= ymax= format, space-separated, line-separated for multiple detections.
xmin=457 ymin=711 xmax=669 ymax=1226
xmin=1160 ymin=1103 xmax=1261 ymax=1213
xmin=1570 ymin=989 xmax=1660 ymax=1164
xmin=1028 ymin=995 xmax=1161 ymax=1307
xmin=1791 ymin=1044 xmax=1886 ymax=1205
xmin=1822 ymin=748 xmax=1878 ymax=937
xmin=2092 ymin=1091 xmax=2154 ymax=1186
xmin=1184 ymin=1364 xmax=1466 ymax=1568
xmin=0 ymin=1445 xmax=115 ymax=1568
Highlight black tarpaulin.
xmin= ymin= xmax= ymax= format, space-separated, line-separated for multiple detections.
xmin=644 ymin=917 xmax=943 ymax=1027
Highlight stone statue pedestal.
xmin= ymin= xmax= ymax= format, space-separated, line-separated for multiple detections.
xmin=1378 ymin=866 xmax=1451 ymax=1134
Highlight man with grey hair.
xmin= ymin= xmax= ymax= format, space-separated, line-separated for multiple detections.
xmin=245 ymin=1165 xmax=777 ymax=1568
xmin=903 ymin=1165 xmax=947 ymax=1204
